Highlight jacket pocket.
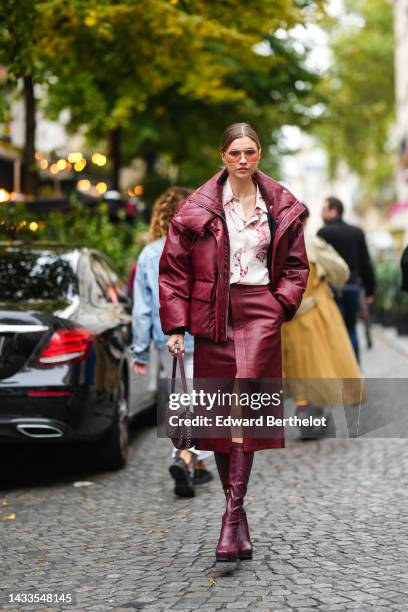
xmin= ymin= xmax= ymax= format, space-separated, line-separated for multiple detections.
xmin=270 ymin=291 xmax=286 ymax=322
xmin=190 ymin=280 xmax=215 ymax=337
xmin=191 ymin=279 xmax=214 ymax=302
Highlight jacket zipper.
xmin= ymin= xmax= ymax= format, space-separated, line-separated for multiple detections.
xmin=270 ymin=201 xmax=305 ymax=284
xmin=273 ymin=200 xmax=305 ymax=244
xmin=189 ymin=198 xmax=230 ymax=341
xmin=220 ymin=208 xmax=230 ymax=342
xmin=190 ymin=197 xmax=304 ymax=340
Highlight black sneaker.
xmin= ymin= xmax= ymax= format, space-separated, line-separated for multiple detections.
xmin=193 ymin=468 xmax=214 ymax=486
xmin=296 ymin=405 xmax=335 ymax=440
xmin=169 ymin=456 xmax=195 ymax=497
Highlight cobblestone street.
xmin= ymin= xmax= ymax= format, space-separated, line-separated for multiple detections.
xmin=1 ymin=325 xmax=408 ymax=612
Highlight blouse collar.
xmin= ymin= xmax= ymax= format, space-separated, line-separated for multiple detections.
xmin=222 ymin=178 xmax=268 ymax=213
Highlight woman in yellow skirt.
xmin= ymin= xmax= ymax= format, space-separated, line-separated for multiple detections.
xmin=282 ymin=205 xmax=366 ymax=438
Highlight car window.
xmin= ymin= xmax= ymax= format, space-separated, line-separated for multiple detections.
xmin=99 ymin=256 xmax=129 ymax=303
xmin=0 ymin=249 xmax=78 ymax=301
xmin=89 ymin=255 xmax=118 ymax=304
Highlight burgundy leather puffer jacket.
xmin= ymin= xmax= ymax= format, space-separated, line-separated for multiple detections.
xmin=159 ymin=169 xmax=309 ymax=343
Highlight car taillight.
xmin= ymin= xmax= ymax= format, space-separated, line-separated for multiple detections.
xmin=36 ymin=328 xmax=95 ymax=366
xmin=27 ymin=390 xmax=72 ymax=397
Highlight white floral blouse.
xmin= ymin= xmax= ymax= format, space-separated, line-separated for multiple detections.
xmin=222 ymin=179 xmax=271 ymax=285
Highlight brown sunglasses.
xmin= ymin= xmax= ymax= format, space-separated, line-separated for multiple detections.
xmin=224 ymin=148 xmax=260 ymax=163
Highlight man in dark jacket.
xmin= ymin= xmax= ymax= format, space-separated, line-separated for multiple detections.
xmin=401 ymin=245 xmax=408 ymax=292
xmin=318 ymin=196 xmax=375 ymax=362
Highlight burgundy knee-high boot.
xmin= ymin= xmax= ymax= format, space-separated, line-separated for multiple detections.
xmin=214 ymin=452 xmax=253 ymax=560
xmin=215 ymin=443 xmax=254 ymax=561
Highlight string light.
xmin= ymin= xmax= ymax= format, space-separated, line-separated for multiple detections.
xmin=77 ymin=179 xmax=91 ymax=191
xmin=0 ymin=189 xmax=10 ymax=202
xmin=92 ymin=153 xmax=107 ymax=167
xmin=57 ymin=159 xmax=67 ymax=171
xmin=68 ymin=152 xmax=83 ymax=163
xmin=39 ymin=159 xmax=49 ymax=170
xmin=96 ymin=182 xmax=107 ymax=194
xmin=74 ymin=160 xmax=86 ymax=172
xmin=29 ymin=221 xmax=39 ymax=232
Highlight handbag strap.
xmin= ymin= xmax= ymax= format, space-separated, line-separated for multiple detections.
xmin=171 ymin=350 xmax=188 ymax=395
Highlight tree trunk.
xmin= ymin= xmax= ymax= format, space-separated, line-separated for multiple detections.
xmin=144 ymin=149 xmax=157 ymax=175
xmin=23 ymin=75 xmax=37 ymax=196
xmin=108 ymin=127 xmax=121 ymax=190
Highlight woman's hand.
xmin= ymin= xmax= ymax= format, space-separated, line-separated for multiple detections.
xmin=133 ymin=362 xmax=147 ymax=375
xmin=166 ymin=334 xmax=185 ymax=356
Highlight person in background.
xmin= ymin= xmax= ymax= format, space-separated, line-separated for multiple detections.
xmin=127 ymin=261 xmax=137 ymax=300
xmin=401 ymin=243 xmax=408 ymax=292
xmin=318 ymin=196 xmax=376 ymax=362
xmin=131 ymin=187 xmax=213 ymax=498
xmin=282 ymin=205 xmax=367 ymax=438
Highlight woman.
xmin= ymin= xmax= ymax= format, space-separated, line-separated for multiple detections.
xmin=131 ymin=187 xmax=213 ymax=498
xmin=159 ymin=123 xmax=309 ymax=561
xmin=282 ymin=205 xmax=367 ymax=437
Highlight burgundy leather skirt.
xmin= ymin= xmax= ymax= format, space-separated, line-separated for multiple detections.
xmin=193 ymin=283 xmax=285 ymax=453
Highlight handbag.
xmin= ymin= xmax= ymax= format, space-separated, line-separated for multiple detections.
xmin=164 ymin=350 xmax=196 ymax=450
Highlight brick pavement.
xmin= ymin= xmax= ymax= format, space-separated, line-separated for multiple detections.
xmin=1 ymin=325 xmax=408 ymax=611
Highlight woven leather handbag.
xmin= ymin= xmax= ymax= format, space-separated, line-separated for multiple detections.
xmin=165 ymin=350 xmax=196 ymax=450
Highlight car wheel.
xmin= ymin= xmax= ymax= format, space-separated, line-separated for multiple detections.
xmin=94 ymin=379 xmax=129 ymax=471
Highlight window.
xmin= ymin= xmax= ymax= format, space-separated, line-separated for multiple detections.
xmin=89 ymin=254 xmax=127 ymax=304
xmin=0 ymin=249 xmax=78 ymax=302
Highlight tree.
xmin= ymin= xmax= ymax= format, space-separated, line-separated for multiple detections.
xmin=314 ymin=0 xmax=395 ymax=206
xmin=0 ymin=0 xmax=46 ymax=194
xmin=121 ymin=32 xmax=321 ymax=201
xmin=42 ymin=0 xmax=323 ymax=191
xmin=0 ymin=0 xmax=324 ymax=195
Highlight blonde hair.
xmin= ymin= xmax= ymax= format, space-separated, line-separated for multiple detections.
xmin=148 ymin=186 xmax=193 ymax=242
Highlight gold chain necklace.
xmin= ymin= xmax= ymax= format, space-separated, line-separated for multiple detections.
xmin=237 ymin=197 xmax=256 ymax=225
xmin=241 ymin=204 xmax=257 ymax=225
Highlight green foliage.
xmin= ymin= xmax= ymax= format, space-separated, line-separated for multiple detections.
xmin=40 ymin=0 xmax=323 ymax=135
xmin=374 ymin=259 xmax=408 ymax=318
xmin=121 ymin=32 xmax=321 ymax=202
xmin=394 ymin=290 xmax=408 ymax=317
xmin=0 ymin=0 xmax=44 ymax=80
xmin=0 ymin=200 xmax=147 ymax=274
xmin=314 ymin=0 xmax=395 ymax=204
xmin=0 ymin=0 xmax=325 ymax=200
xmin=374 ymin=259 xmax=401 ymax=317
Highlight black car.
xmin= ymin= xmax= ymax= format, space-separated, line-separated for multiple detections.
xmin=0 ymin=242 xmax=158 ymax=470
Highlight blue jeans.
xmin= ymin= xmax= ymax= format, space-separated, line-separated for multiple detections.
xmin=335 ymin=286 xmax=361 ymax=362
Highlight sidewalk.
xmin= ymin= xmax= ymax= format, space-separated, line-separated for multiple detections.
xmin=1 ymin=325 xmax=408 ymax=611
xmin=369 ymin=323 xmax=408 ymax=361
